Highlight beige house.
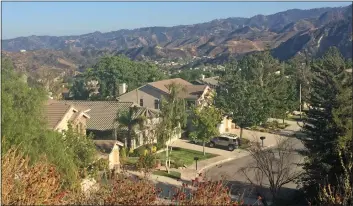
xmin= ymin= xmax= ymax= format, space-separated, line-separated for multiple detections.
xmin=117 ymin=78 xmax=213 ymax=109
xmin=60 ymin=100 xmax=162 ymax=149
xmin=94 ymin=140 xmax=124 ymax=170
xmin=118 ymin=78 xmax=232 ymax=134
xmin=44 ymin=100 xmax=90 ymax=135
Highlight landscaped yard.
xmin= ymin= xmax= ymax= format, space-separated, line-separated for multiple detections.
xmin=156 ymin=147 xmax=218 ymax=168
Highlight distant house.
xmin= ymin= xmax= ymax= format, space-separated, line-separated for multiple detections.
xmin=193 ymin=75 xmax=219 ymax=89
xmin=44 ymin=100 xmax=90 ymax=135
xmin=60 ymin=100 xmax=162 ymax=149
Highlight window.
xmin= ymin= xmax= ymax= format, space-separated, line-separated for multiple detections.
xmin=140 ymin=98 xmax=144 ymax=106
xmin=154 ymin=99 xmax=160 ymax=109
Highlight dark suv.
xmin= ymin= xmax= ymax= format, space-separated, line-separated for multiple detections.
xmin=209 ymin=134 xmax=239 ymax=151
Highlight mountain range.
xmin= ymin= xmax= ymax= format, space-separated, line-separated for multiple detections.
xmin=2 ymin=4 xmax=352 ymax=74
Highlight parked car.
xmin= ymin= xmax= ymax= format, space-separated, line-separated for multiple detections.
xmin=209 ymin=134 xmax=239 ymax=151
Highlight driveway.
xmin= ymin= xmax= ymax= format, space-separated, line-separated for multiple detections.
xmin=171 ymin=139 xmax=239 ymax=157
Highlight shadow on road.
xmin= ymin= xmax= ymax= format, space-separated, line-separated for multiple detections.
xmin=225 ymin=180 xmax=308 ymax=206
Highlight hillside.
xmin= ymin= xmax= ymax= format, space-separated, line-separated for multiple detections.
xmin=2 ymin=4 xmax=352 ymax=71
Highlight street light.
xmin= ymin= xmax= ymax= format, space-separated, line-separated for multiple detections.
xmin=194 ymin=157 xmax=199 ymax=170
xmin=260 ymin=136 xmax=266 ymax=147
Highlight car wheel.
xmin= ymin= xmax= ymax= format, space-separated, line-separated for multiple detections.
xmin=209 ymin=142 xmax=215 ymax=148
xmin=228 ymin=145 xmax=235 ymax=151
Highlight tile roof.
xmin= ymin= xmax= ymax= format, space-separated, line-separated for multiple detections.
xmin=45 ymin=101 xmax=72 ymax=129
xmin=195 ymin=76 xmax=219 ymax=86
xmin=180 ymin=85 xmax=208 ymax=100
xmin=94 ymin=140 xmax=124 ymax=154
xmin=148 ymin=78 xmax=193 ymax=94
xmin=61 ymin=101 xmax=134 ymax=131
xmin=60 ymin=101 xmax=160 ymax=131
xmin=45 ymin=100 xmax=91 ymax=129
xmin=148 ymin=78 xmax=207 ymax=99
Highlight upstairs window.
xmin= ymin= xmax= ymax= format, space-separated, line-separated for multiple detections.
xmin=154 ymin=99 xmax=160 ymax=109
xmin=140 ymin=99 xmax=144 ymax=106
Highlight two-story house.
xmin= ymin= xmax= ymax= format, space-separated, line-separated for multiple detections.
xmin=117 ymin=78 xmax=213 ymax=109
xmin=117 ymin=78 xmax=234 ymax=134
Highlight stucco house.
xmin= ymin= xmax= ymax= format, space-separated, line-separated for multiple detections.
xmin=60 ymin=100 xmax=163 ymax=149
xmin=117 ymin=78 xmax=233 ymax=134
xmin=118 ymin=78 xmax=213 ymax=110
xmin=44 ymin=100 xmax=90 ymax=135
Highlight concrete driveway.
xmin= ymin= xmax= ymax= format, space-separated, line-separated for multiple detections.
xmin=171 ymin=139 xmax=239 ymax=157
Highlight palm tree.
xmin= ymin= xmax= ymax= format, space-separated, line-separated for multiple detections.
xmin=115 ymin=106 xmax=145 ymax=151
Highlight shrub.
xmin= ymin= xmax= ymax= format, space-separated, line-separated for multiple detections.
xmin=173 ymin=158 xmax=185 ymax=168
xmin=172 ymin=179 xmax=239 ymax=205
xmin=2 ymin=148 xmax=66 ymax=205
xmin=70 ymin=175 xmax=160 ymax=205
xmin=136 ymin=152 xmax=156 ymax=175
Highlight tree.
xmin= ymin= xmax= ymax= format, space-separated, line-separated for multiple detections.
xmin=156 ymin=82 xmax=187 ymax=173
xmin=70 ymin=78 xmax=90 ymax=100
xmin=215 ymin=62 xmax=269 ymax=139
xmin=71 ymin=55 xmax=166 ymax=100
xmin=1 ymin=58 xmax=97 ymax=189
xmin=271 ymin=75 xmax=298 ymax=123
xmin=300 ymin=47 xmax=351 ymax=201
xmin=115 ymin=106 xmax=145 ymax=152
xmin=190 ymin=105 xmax=223 ymax=155
xmin=240 ymin=137 xmax=303 ymax=203
xmin=317 ymin=65 xmax=353 ymax=205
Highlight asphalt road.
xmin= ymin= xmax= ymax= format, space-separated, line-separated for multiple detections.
xmin=204 ymin=120 xmax=306 ymax=203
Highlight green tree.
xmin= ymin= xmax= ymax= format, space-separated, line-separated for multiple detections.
xmin=271 ymin=74 xmax=298 ymax=123
xmin=300 ymin=47 xmax=351 ymax=201
xmin=62 ymin=124 xmax=98 ymax=178
xmin=190 ymin=106 xmax=223 ymax=155
xmin=70 ymin=78 xmax=90 ymax=100
xmin=1 ymin=58 xmax=81 ymax=189
xmin=156 ymin=82 xmax=187 ymax=173
xmin=215 ymin=62 xmax=269 ymax=139
xmin=115 ymin=106 xmax=145 ymax=152
xmin=71 ymin=55 xmax=166 ymax=100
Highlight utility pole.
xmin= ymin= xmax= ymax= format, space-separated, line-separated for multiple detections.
xmin=299 ymin=83 xmax=302 ymax=120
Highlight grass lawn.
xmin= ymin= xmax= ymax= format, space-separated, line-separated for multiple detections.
xmin=156 ymin=147 xmax=218 ymax=167
xmin=152 ymin=170 xmax=181 ymax=180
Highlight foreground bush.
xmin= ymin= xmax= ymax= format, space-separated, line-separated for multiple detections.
xmin=2 ymin=148 xmax=66 ymax=205
xmin=69 ymin=174 xmax=159 ymax=205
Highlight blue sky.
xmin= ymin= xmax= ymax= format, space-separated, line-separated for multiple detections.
xmin=2 ymin=1 xmax=351 ymax=39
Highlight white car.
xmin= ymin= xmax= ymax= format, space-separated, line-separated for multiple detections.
xmin=209 ymin=134 xmax=239 ymax=151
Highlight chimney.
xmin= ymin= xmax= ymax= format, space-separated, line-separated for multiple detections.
xmin=201 ymin=74 xmax=205 ymax=80
xmin=119 ymin=83 xmax=127 ymax=95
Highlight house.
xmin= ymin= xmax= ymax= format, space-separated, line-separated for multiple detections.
xmin=117 ymin=78 xmax=213 ymax=109
xmin=117 ymin=78 xmax=233 ymax=134
xmin=94 ymin=140 xmax=124 ymax=170
xmin=44 ymin=100 xmax=90 ymax=135
xmin=193 ymin=75 xmax=219 ymax=89
xmin=60 ymin=100 xmax=163 ymax=149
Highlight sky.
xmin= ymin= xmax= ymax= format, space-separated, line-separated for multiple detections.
xmin=2 ymin=1 xmax=351 ymax=39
